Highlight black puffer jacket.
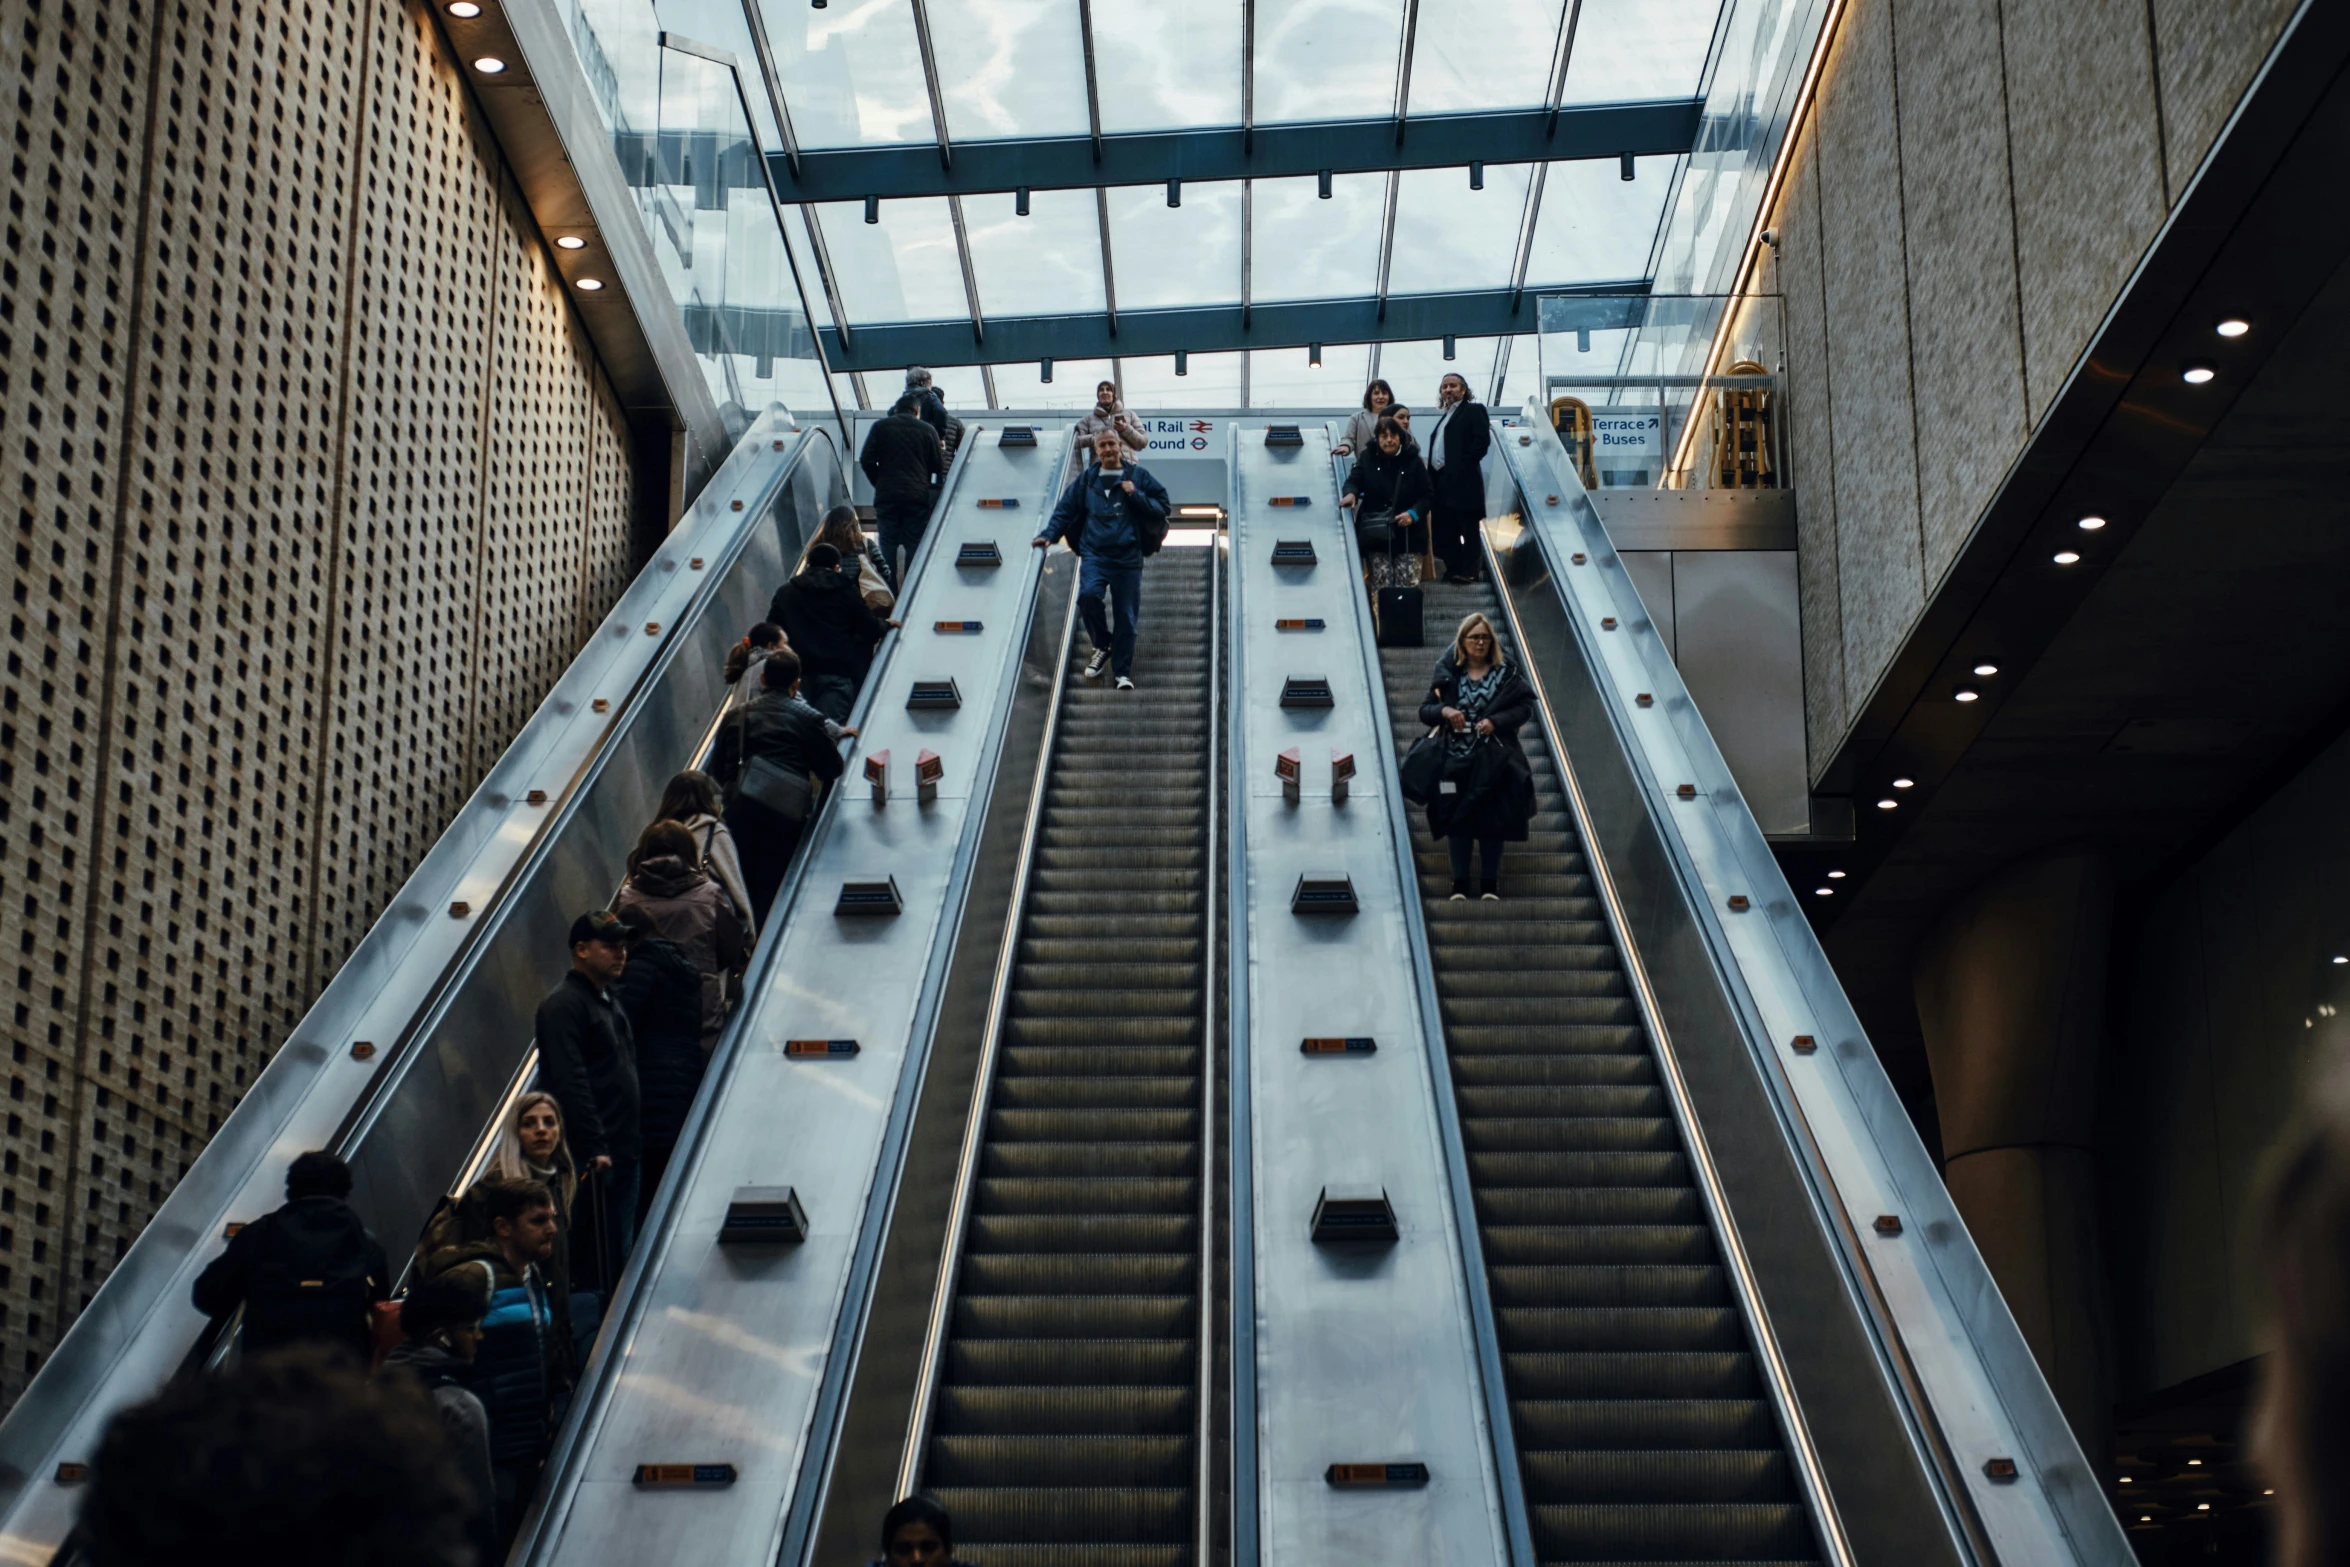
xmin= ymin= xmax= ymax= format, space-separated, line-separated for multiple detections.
xmin=1344 ymin=442 xmax=1431 ymax=521
xmin=769 ymin=566 xmax=890 ymax=682
xmin=1417 ymin=651 xmax=1538 ymax=842
xmin=615 ymin=933 xmax=706 ymax=1154
xmin=191 ymin=1196 xmax=391 ymax=1364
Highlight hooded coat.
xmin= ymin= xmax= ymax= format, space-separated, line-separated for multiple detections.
xmin=769 ymin=566 xmax=891 ymax=683
xmin=614 ymin=854 xmax=748 ymax=1041
xmin=423 ymin=1240 xmax=554 ymax=1468
xmin=612 ymin=932 xmax=707 ymax=1155
xmin=191 ymin=1195 xmax=391 ymax=1364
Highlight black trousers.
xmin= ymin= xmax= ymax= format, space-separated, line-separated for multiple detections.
xmin=1431 ymin=492 xmax=1484 ymax=579
xmin=726 ymin=796 xmax=806 ymax=918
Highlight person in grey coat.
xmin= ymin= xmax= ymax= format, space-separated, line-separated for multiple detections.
xmin=378 ymin=1270 xmax=498 ymax=1567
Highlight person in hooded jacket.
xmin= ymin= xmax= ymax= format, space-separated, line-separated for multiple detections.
xmin=1340 ymin=414 xmax=1432 ymax=585
xmin=710 ymin=647 xmax=847 ymax=915
xmin=1418 ymin=612 xmax=1538 ymax=899
xmin=609 ymin=902 xmax=707 ymax=1219
xmin=769 ymin=543 xmax=895 ymax=725
xmin=657 ymin=769 xmax=755 ymax=939
xmin=192 ymin=1149 xmax=391 ymax=1365
xmin=615 ymin=819 xmax=748 ymax=1047
xmin=377 ymin=1270 xmax=498 ymax=1566
xmin=1071 ymin=378 xmax=1148 ymax=453
xmin=1032 ymin=427 xmax=1173 ymax=689
xmin=425 ymin=1176 xmax=559 ymax=1546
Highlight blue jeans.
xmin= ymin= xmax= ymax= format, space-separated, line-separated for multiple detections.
xmin=873 ymin=498 xmax=932 ymax=590
xmin=1078 ymin=558 xmax=1143 ymax=678
xmin=802 ymin=670 xmax=858 ymax=725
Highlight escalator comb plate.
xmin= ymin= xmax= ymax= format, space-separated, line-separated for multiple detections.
xmin=1271 ymin=540 xmax=1318 ymax=567
xmin=718 ymin=1186 xmax=808 ymax=1244
xmin=956 ymin=541 xmax=1002 ymax=568
xmin=1291 ymin=874 xmax=1358 ymax=915
xmin=1280 ymin=676 xmax=1335 ymax=708
xmin=835 ymin=877 xmax=904 ymax=916
xmin=906 ymin=679 xmax=962 ymax=710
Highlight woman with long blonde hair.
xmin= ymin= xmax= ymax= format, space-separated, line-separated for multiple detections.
xmin=489 ymin=1091 xmax=592 ymax=1379
xmin=1417 ymin=611 xmax=1537 ymax=899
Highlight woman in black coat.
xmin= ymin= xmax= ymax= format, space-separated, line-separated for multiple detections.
xmin=1340 ymin=416 xmax=1432 ymax=583
xmin=1417 ymin=611 xmax=1538 ymax=899
xmin=609 ymin=905 xmax=705 ymax=1223
xmin=708 ymin=647 xmax=846 ymax=915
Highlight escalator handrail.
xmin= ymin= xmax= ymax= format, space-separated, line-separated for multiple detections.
xmin=0 ymin=413 xmax=826 ymax=1528
xmin=889 ymin=551 xmax=1081 ymax=1501
xmin=1222 ymin=459 xmax=1260 ymax=1567
xmin=1472 ymin=496 xmax=1857 ymax=1567
xmin=512 ymin=420 xmax=997 ymax=1566
xmin=1193 ymin=515 xmax=1224 ymax=1567
xmin=1496 ymin=407 xmax=2133 ymax=1566
xmin=1326 ymin=440 xmax=1540 ymax=1567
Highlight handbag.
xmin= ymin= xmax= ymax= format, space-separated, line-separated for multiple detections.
xmin=1356 ymin=507 xmax=1396 ymax=554
xmin=727 ymin=700 xmax=816 ymax=823
xmin=1399 ymin=727 xmax=1447 ymax=804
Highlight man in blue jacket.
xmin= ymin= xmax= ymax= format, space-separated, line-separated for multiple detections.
xmin=1032 ymin=427 xmax=1171 ymax=689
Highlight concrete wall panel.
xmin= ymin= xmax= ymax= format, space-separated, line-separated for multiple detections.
xmin=1776 ymin=133 xmax=1847 ymax=769
xmin=2150 ymin=0 xmax=2300 ymax=203
xmin=1891 ymin=0 xmax=2029 ymax=589
xmin=1811 ymin=0 xmax=1925 ymax=697
xmin=2001 ymin=0 xmax=2168 ymax=423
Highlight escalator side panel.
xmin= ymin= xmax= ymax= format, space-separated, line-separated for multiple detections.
xmin=0 ymin=415 xmax=830 ymax=1551
xmin=533 ymin=422 xmax=1081 ymax=1567
xmin=1228 ymin=423 xmax=1514 ymax=1567
xmin=1490 ymin=419 xmax=2132 ymax=1567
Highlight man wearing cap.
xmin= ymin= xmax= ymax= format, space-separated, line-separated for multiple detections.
xmin=533 ymin=911 xmax=641 ymax=1282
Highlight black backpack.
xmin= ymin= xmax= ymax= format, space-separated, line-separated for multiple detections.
xmin=243 ymin=1212 xmax=381 ymax=1355
xmin=1136 ymin=498 xmax=1171 ymax=557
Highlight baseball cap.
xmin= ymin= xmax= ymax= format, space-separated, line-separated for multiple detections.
xmin=569 ymin=909 xmax=629 ymax=947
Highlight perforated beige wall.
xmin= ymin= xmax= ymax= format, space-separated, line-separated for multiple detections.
xmin=0 ymin=0 xmax=647 ymax=1405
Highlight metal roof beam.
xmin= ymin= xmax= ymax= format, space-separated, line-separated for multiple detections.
xmin=767 ymin=99 xmax=1701 ymax=204
xmin=815 ymin=284 xmax=1649 ymax=372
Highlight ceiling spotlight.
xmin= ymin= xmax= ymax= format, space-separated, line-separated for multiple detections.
xmin=1955 ymin=688 xmax=1980 ymax=703
xmin=574 ymin=278 xmax=603 ymax=291
xmin=473 ymin=55 xmax=506 ymax=72
xmin=1015 ymin=187 xmax=1030 ymax=216
xmin=1827 ymin=870 xmax=1846 ymax=879
xmin=1814 ymin=886 xmax=1833 ymax=896
xmin=1469 ymin=160 xmax=1484 ymax=190
xmin=2216 ymin=318 xmax=2250 ymax=338
xmin=2077 ymin=515 xmax=2107 ymax=531
xmin=2197 ymin=1504 xmax=2211 ymax=1512
xmin=2265 ymin=1489 xmax=2276 ymax=1496
xmin=2140 ymin=1516 xmax=2151 ymax=1524
xmin=2053 ymin=549 xmax=2081 ymax=565
xmin=2333 ymin=955 xmax=2347 ymax=964
xmin=2181 ymin=361 xmax=2216 ymax=385
xmin=2188 ymin=1460 xmax=2202 ymax=1467
xmin=1876 ymin=798 xmax=1898 ymax=811
xmin=555 ymin=235 xmax=586 ymax=250
xmin=1973 ymin=662 xmax=1999 ymax=677
xmin=1174 ymin=350 xmax=1189 ymax=377
xmin=1892 ymin=778 xmax=1914 ymax=789
xmin=864 ymin=195 xmax=880 ymax=224
xmin=1317 ymin=168 xmax=1333 ymax=199
xmin=448 ymin=0 xmax=481 ymax=13
xmin=1308 ymin=342 xmax=1323 ymax=367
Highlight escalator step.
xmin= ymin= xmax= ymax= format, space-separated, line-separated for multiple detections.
xmin=1023 ymin=914 xmax=1203 ymax=940
xmin=926 ymin=1483 xmax=1190 ymax=1543
xmin=1019 ymin=938 xmax=1202 ymax=965
xmin=1440 ymin=996 xmax=1643 ymax=1027
xmin=976 ymin=1177 xmax=1196 ymax=1215
xmin=1529 ymin=1502 xmax=1814 ymax=1560
xmin=1444 ymin=1024 xmax=1648 ymax=1055
xmin=993 ymin=1075 xmax=1199 ymax=1111
xmin=1476 ymin=1187 xmax=1703 ymax=1225
xmin=1497 ymin=1306 xmax=1746 ymax=1354
xmin=1439 ymin=970 xmax=1630 ymax=1000
xmin=1451 ymin=1055 xmax=1657 ymax=1090
xmin=1014 ymin=963 xmax=1205 ymax=991
xmin=1521 ymin=1448 xmax=1795 ymax=1502
xmin=942 ymin=1542 xmax=1189 ymax=1567
xmin=1488 ymin=1264 xmax=1728 ymax=1308
xmin=1468 ymin=1150 xmax=1692 ymax=1187
xmin=1506 ymin=1351 xmax=1760 ymax=1400
xmin=1462 ymin=1116 xmax=1682 ymax=1154
xmin=1001 ymin=1046 xmax=1201 ymax=1078
xmin=1481 ymin=1225 xmax=1716 ymax=1267
xmin=981 ymin=1141 xmax=1198 ymax=1179
xmin=927 ymin=1434 xmax=1192 ymax=1487
xmin=986 ymin=1107 xmax=1201 ymax=1141
xmin=1511 ymin=1398 xmax=1778 ymax=1449
xmin=958 ymin=1251 xmax=1197 ymax=1295
xmin=1435 ymin=943 xmax=1621 ymax=972
xmin=1458 ymin=1085 xmax=1667 ymax=1118
xmin=949 ymin=1338 xmax=1197 ymax=1387
xmin=1004 ymin=1017 xmax=1200 ymax=1048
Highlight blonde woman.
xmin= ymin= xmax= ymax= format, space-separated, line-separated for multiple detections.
xmin=489 ymin=1091 xmax=591 ymax=1379
xmin=1417 ymin=612 xmax=1537 ymax=899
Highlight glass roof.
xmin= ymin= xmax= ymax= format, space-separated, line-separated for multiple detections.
xmin=715 ymin=0 xmax=1725 ymax=407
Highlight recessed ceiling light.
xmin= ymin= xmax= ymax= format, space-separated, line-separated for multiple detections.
xmin=2265 ymin=1489 xmax=2276 ymax=1496
xmin=2188 ymin=1460 xmax=2202 ymax=1467
xmin=1827 ymin=870 xmax=1846 ymax=879
xmin=2216 ymin=318 xmax=2250 ymax=338
xmin=2140 ymin=1516 xmax=2151 ymax=1523
xmin=575 ymin=277 xmax=604 ymax=291
xmin=2078 ymin=515 xmax=2107 ymax=531
xmin=1973 ymin=662 xmax=1999 ymax=677
xmin=1955 ymin=689 xmax=1980 ymax=703
xmin=2182 ymin=361 xmax=2216 ymax=385
xmin=1876 ymin=798 xmax=1898 ymax=810
xmin=2053 ymin=549 xmax=2081 ymax=565
xmin=473 ymin=55 xmax=506 ymax=72
xmin=1892 ymin=778 xmax=1914 ymax=789
xmin=2198 ymin=1504 xmax=2211 ymax=1512
xmin=1814 ymin=886 xmax=1833 ymax=896
xmin=2334 ymin=956 xmax=2347 ymax=965
xmin=555 ymin=235 xmax=586 ymax=250
xmin=448 ymin=0 xmax=481 ymax=14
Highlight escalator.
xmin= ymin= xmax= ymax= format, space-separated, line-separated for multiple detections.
xmin=1379 ymin=579 xmax=1815 ymax=1567
xmin=907 ymin=544 xmax=1217 ymax=1567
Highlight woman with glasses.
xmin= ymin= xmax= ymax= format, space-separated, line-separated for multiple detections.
xmin=1418 ymin=611 xmax=1537 ymax=899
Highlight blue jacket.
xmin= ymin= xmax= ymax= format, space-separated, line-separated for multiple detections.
xmin=1039 ymin=461 xmax=1171 ymax=565
xmin=428 ymin=1242 xmax=554 ymax=1466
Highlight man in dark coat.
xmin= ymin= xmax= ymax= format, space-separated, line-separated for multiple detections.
xmin=1426 ymin=371 xmax=1494 ymax=584
xmin=533 ymin=910 xmax=639 ymax=1282
xmin=709 ymin=648 xmax=848 ymax=914
xmin=768 ymin=542 xmax=893 ymax=723
xmin=1031 ymin=427 xmax=1172 ymax=689
xmin=610 ymin=904 xmax=706 ymax=1220
xmin=857 ymin=392 xmax=947 ymax=588
xmin=191 ymin=1149 xmax=390 ymax=1365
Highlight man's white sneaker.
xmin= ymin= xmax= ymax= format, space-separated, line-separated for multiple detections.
xmin=1083 ymin=648 xmax=1110 ymax=679
xmin=1115 ymin=675 xmax=1136 ymax=691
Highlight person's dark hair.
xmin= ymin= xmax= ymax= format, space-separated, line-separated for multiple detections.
xmin=725 ymin=623 xmax=784 ymax=685
xmin=2254 ymin=1059 xmax=2350 ymax=1567
xmin=398 ymin=1270 xmax=489 ymax=1344
xmin=658 ymin=769 xmax=724 ymax=821
xmin=881 ymin=1494 xmax=953 ymax=1554
xmin=1362 ymin=377 xmax=1395 ymax=412
xmin=814 ymin=505 xmax=867 ymax=561
xmin=1389 ymin=402 xmax=1412 ymax=421
xmin=474 ymin=1176 xmax=554 ymax=1230
xmin=629 ymin=818 xmax=701 ymax=874
xmin=78 ymin=1345 xmax=474 ymax=1567
xmin=892 ymin=393 xmax=925 ymax=417
xmin=612 ymin=902 xmax=660 ymax=942
xmin=761 ymin=645 xmax=803 ymax=691
xmin=803 ymin=542 xmax=843 ymax=574
xmin=285 ymin=1150 xmax=352 ymax=1203
xmin=1373 ymin=415 xmax=1408 ymax=447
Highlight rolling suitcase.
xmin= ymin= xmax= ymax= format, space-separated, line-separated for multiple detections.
xmin=1370 ymin=517 xmax=1423 ymax=647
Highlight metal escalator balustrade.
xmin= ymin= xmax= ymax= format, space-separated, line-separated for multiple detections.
xmin=911 ymin=545 xmax=1217 ymax=1567
xmin=1379 ymin=578 xmax=1817 ymax=1567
